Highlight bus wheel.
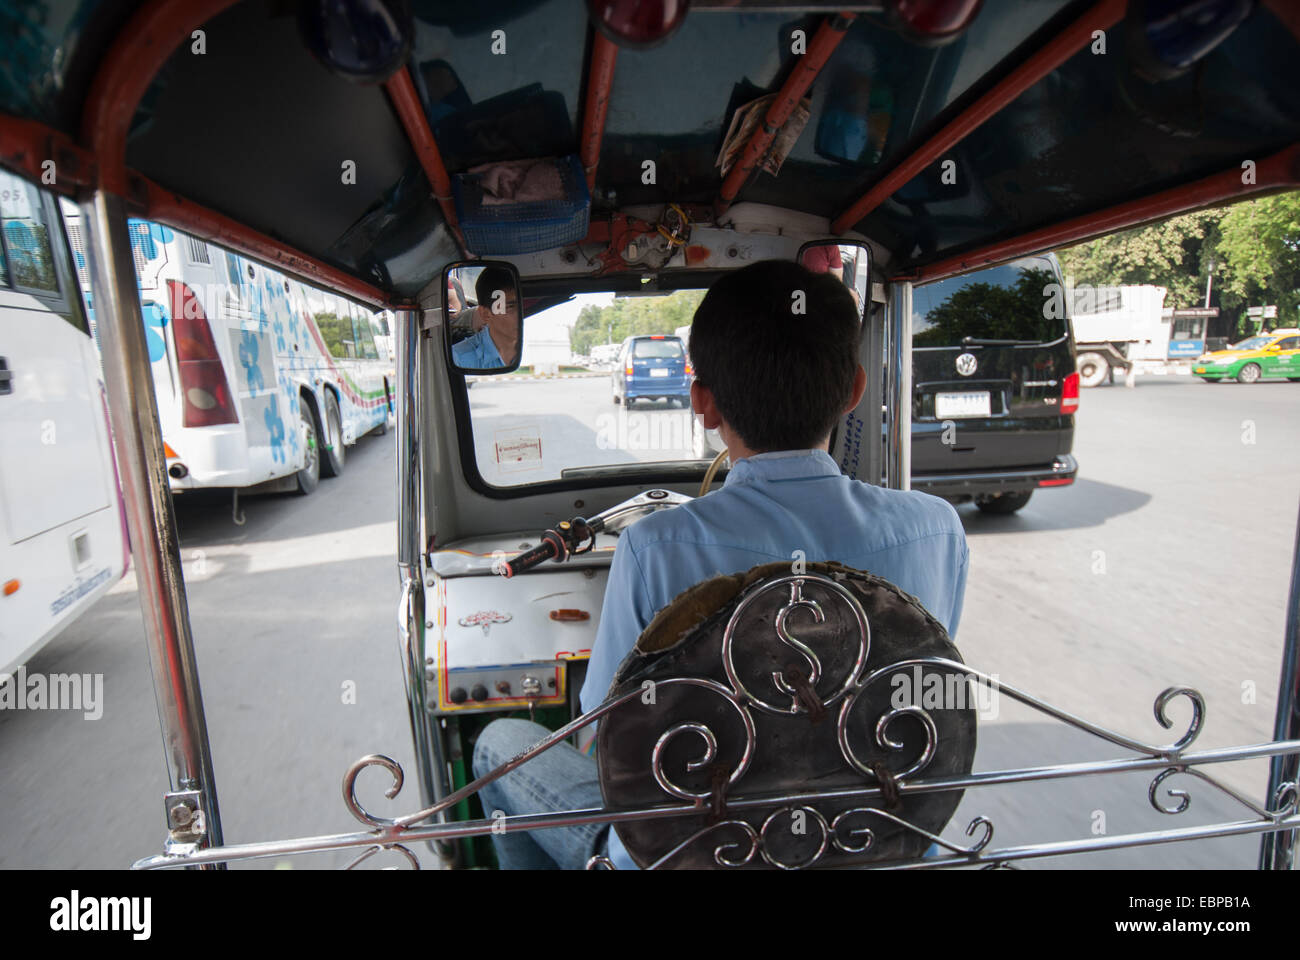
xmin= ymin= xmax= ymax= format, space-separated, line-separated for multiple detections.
xmin=321 ymin=391 xmax=346 ymax=477
xmin=296 ymin=404 xmax=321 ymax=495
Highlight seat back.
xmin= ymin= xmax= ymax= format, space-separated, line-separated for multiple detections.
xmin=596 ymin=561 xmax=976 ymax=869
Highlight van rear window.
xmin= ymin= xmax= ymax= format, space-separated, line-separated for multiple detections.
xmin=633 ymin=338 xmax=684 ymax=359
xmin=912 ymin=258 xmax=1065 ymax=347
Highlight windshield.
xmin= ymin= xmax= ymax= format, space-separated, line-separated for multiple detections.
xmin=911 ymin=257 xmax=1066 ymax=348
xmin=468 ymin=290 xmax=705 ymax=487
xmin=1229 ymin=336 xmax=1271 ymax=350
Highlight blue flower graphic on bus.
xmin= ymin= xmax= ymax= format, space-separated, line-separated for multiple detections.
xmin=264 ymin=395 xmax=286 ymax=463
xmin=141 ymin=300 xmax=169 ymax=363
xmin=238 ymin=330 xmax=265 ymax=393
xmin=128 ymin=221 xmax=173 ymax=263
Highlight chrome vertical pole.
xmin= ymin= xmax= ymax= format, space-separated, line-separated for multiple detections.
xmin=884 ymin=280 xmax=912 ymax=491
xmin=1260 ymin=499 xmax=1300 ymax=869
xmin=81 ymin=189 xmax=224 ymax=858
xmin=395 ymin=306 xmax=448 ymax=824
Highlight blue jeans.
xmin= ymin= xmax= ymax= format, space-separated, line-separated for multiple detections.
xmin=471 ymin=718 xmax=610 ymax=870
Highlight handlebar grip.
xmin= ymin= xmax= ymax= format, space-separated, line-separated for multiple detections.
xmin=501 ymin=530 xmax=567 ymax=578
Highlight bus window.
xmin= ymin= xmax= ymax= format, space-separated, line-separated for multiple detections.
xmin=352 ymin=306 xmax=379 ymax=360
xmin=0 ymin=171 xmax=58 ymax=295
xmin=315 ymin=295 xmax=354 ymax=359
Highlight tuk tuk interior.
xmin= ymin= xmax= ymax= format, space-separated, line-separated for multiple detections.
xmin=2 ymin=0 xmax=1297 ymax=869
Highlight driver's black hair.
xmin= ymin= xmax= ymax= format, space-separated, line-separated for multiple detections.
xmin=474 ymin=265 xmax=515 ymax=305
xmin=688 ymin=260 xmax=860 ymax=452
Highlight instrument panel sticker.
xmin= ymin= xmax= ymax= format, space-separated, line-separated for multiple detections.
xmin=495 ymin=426 xmax=543 ymax=473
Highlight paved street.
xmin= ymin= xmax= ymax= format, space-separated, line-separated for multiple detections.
xmin=1 ymin=375 xmax=1296 ymax=869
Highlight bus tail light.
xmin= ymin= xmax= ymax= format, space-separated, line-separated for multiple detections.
xmin=169 ymin=281 xmax=238 ymax=428
xmin=1060 ymin=371 xmax=1080 ymax=414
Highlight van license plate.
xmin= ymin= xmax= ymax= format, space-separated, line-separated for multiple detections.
xmin=935 ymin=392 xmax=990 ymax=418
xmin=649 ymin=368 xmax=670 ymax=377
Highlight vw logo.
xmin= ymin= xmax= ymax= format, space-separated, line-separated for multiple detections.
xmin=955 ymin=353 xmax=978 ymax=377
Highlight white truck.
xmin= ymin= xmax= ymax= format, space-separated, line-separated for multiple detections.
xmin=1070 ymin=284 xmax=1210 ymax=386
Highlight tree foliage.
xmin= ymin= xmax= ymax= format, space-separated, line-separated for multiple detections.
xmin=1054 ymin=191 xmax=1300 ymax=336
xmin=1217 ymin=192 xmax=1300 ymax=320
xmin=570 ymin=289 xmax=706 ymax=355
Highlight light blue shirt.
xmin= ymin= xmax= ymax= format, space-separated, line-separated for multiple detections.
xmin=580 ymin=448 xmax=969 ymax=869
xmin=451 ymin=325 xmax=505 ymax=369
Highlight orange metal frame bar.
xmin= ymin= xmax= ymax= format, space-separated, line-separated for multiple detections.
xmin=580 ymin=31 xmax=620 ymax=191
xmin=384 ymin=66 xmax=469 ymax=256
xmin=900 ymin=144 xmax=1300 ymax=283
xmin=829 ymin=0 xmax=1127 ymax=234
xmin=716 ymin=12 xmax=856 ymax=216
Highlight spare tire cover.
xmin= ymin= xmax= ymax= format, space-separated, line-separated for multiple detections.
xmin=596 ymin=561 xmax=976 ymax=869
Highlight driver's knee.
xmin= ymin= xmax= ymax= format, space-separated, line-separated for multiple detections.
xmin=471 ymin=717 xmax=551 ymax=780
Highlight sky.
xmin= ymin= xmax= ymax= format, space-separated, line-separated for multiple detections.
xmin=525 ymin=291 xmax=614 ymax=347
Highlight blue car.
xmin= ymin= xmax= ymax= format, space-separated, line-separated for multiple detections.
xmin=612 ymin=335 xmax=691 ymax=408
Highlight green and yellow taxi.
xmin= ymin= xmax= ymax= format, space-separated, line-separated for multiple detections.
xmin=1194 ymin=331 xmax=1300 ymax=383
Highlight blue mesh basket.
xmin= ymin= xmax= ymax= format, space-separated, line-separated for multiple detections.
xmin=453 ymin=155 xmax=590 ymax=255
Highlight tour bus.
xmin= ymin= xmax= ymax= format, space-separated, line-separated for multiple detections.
xmin=64 ymin=213 xmax=395 ymax=496
xmin=0 ymin=171 xmax=128 ymax=677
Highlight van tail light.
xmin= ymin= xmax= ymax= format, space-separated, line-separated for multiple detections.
xmin=685 ymin=362 xmax=693 ymax=376
xmin=1060 ymin=371 xmax=1080 ymax=414
xmin=625 ymin=364 xmax=634 ymax=376
xmin=169 ymin=281 xmax=238 ymax=428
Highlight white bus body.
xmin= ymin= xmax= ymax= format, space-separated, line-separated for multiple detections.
xmin=1 ymin=172 xmax=128 ymax=676
xmin=65 ymin=216 xmax=395 ymax=493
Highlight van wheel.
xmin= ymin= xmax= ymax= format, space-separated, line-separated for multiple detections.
xmin=321 ymin=391 xmax=346 ymax=477
xmin=295 ymin=404 xmax=321 ymax=495
xmin=975 ymin=490 xmax=1032 ymax=515
xmin=613 ymin=392 xmax=621 ymax=404
xmin=1237 ymin=363 xmax=1261 ymax=384
xmin=1076 ymin=353 xmax=1109 ymax=388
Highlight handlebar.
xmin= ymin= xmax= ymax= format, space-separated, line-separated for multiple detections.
xmin=497 ymin=489 xmax=694 ymax=578
xmin=499 ymin=528 xmax=570 ymax=578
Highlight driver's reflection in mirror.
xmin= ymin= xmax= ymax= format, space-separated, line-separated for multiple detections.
xmin=451 ymin=265 xmax=519 ymax=369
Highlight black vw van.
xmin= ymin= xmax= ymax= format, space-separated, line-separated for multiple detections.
xmin=910 ymin=254 xmax=1079 ymax=514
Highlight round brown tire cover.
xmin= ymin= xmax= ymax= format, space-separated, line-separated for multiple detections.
xmin=596 ymin=561 xmax=976 ymax=869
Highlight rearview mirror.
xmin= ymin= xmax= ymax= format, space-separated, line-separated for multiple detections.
xmin=797 ymin=240 xmax=869 ymax=324
xmin=444 ymin=260 xmax=523 ymax=374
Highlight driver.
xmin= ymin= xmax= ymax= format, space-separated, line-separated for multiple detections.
xmin=451 ymin=265 xmax=520 ymax=369
xmin=473 ymin=259 xmax=969 ymax=869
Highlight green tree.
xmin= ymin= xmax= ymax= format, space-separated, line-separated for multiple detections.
xmin=1055 ymin=210 xmax=1220 ymax=309
xmin=570 ymin=290 xmax=706 ymax=355
xmin=1055 ymin=191 xmax=1300 ymax=337
xmin=1216 ymin=191 xmax=1300 ymax=326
